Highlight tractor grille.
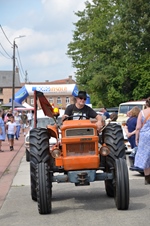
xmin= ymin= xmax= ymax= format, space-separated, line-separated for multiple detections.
xmin=66 ymin=128 xmax=94 ymax=137
xmin=66 ymin=142 xmax=95 ymax=156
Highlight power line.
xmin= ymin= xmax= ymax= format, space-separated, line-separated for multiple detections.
xmin=0 ymin=25 xmax=27 ymax=82
xmin=16 ymin=46 xmax=25 ymax=76
xmin=0 ymin=24 xmax=13 ymax=46
xmin=25 ymin=70 xmax=28 ymax=83
xmin=0 ymin=48 xmax=11 ymax=59
xmin=16 ymin=58 xmax=25 ymax=81
xmin=0 ymin=43 xmax=12 ymax=58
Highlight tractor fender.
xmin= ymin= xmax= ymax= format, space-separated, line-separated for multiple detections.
xmin=47 ymin=125 xmax=58 ymax=139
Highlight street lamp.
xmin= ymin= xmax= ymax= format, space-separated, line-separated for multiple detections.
xmin=12 ymin=35 xmax=25 ymax=112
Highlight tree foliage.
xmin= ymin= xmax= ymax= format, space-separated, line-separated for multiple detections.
xmin=67 ymin=0 xmax=150 ymax=107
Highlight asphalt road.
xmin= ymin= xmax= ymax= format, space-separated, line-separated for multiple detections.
xmin=0 ymin=155 xmax=150 ymax=226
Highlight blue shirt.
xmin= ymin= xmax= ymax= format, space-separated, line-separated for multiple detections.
xmin=104 ymin=111 xmax=110 ymax=119
xmin=126 ymin=116 xmax=137 ymax=148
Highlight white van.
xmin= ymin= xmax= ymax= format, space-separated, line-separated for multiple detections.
xmin=117 ymin=100 xmax=146 ymax=124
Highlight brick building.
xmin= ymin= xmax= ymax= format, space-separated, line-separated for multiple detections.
xmin=23 ymin=76 xmax=76 ymax=109
xmin=0 ymin=70 xmax=76 ymax=109
xmin=0 ymin=70 xmax=21 ymax=105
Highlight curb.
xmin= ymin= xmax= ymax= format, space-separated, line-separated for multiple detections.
xmin=0 ymin=144 xmax=25 ymax=209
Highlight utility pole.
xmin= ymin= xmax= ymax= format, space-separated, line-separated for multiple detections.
xmin=12 ymin=35 xmax=26 ymax=112
xmin=25 ymin=70 xmax=28 ymax=83
xmin=12 ymin=39 xmax=16 ymax=112
xmin=25 ymin=70 xmax=28 ymax=103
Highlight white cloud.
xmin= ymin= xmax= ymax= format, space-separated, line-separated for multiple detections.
xmin=0 ymin=0 xmax=92 ymax=82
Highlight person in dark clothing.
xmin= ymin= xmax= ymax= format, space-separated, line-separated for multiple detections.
xmin=62 ymin=91 xmax=103 ymax=131
xmin=124 ymin=106 xmax=140 ymax=149
xmin=101 ymin=107 xmax=110 ymax=119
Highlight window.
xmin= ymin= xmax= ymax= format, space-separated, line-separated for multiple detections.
xmin=0 ymin=88 xmax=3 ymax=94
xmin=119 ymin=104 xmax=144 ymax=114
xmin=66 ymin=97 xmax=70 ymax=105
xmin=30 ymin=98 xmax=34 ymax=105
xmin=57 ymin=97 xmax=62 ymax=105
xmin=49 ymin=97 xmax=54 ymax=104
xmin=0 ymin=99 xmax=3 ymax=105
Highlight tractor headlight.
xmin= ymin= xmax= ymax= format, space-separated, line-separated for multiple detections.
xmin=51 ymin=147 xmax=61 ymax=158
xmin=100 ymin=144 xmax=110 ymax=156
xmin=25 ymin=135 xmax=30 ymax=148
xmin=25 ymin=135 xmax=29 ymax=143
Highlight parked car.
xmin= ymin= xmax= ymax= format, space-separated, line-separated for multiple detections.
xmin=25 ymin=111 xmax=62 ymax=162
xmin=117 ymin=100 xmax=145 ymax=124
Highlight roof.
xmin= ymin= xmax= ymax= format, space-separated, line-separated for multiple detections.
xmin=0 ymin=71 xmax=21 ymax=88
xmin=119 ymin=101 xmax=146 ymax=106
xmin=47 ymin=77 xmax=76 ymax=84
xmin=21 ymin=76 xmax=76 ymax=86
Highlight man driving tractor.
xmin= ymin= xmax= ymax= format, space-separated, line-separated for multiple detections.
xmin=62 ymin=91 xmax=103 ymax=131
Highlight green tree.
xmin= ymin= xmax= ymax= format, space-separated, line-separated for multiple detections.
xmin=67 ymin=0 xmax=150 ymax=107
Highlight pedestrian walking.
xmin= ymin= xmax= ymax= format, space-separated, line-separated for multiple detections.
xmin=124 ymin=106 xmax=140 ymax=149
xmin=134 ymin=97 xmax=150 ymax=185
xmin=0 ymin=109 xmax=6 ymax=152
xmin=20 ymin=111 xmax=28 ymax=136
xmin=6 ymin=115 xmax=16 ymax=151
xmin=4 ymin=108 xmax=13 ymax=123
xmin=14 ymin=111 xmax=21 ymax=140
xmin=27 ymin=111 xmax=33 ymax=129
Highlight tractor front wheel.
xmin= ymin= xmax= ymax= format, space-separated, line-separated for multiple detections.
xmin=36 ymin=162 xmax=52 ymax=214
xmin=114 ymin=158 xmax=129 ymax=210
xmin=29 ymin=128 xmax=50 ymax=201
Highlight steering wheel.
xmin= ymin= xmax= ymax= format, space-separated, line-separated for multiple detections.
xmin=63 ymin=114 xmax=89 ymax=122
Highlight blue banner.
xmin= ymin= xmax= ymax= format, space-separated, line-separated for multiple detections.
xmin=14 ymin=86 xmax=29 ymax=103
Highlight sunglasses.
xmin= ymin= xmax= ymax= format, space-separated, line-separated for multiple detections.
xmin=79 ymin=97 xmax=86 ymax=101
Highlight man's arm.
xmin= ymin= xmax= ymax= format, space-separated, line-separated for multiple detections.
xmin=95 ymin=114 xmax=104 ymax=131
xmin=62 ymin=104 xmax=73 ymax=121
xmin=135 ymin=111 xmax=142 ymax=145
xmin=62 ymin=114 xmax=69 ymax=121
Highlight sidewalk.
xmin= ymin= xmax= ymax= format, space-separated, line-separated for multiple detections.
xmin=0 ymin=132 xmax=26 ymax=209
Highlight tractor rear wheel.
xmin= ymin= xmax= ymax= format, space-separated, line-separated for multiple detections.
xmin=103 ymin=123 xmax=126 ymax=169
xmin=26 ymin=149 xmax=30 ymax=162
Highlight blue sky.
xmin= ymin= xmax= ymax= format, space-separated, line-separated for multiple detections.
xmin=0 ymin=0 xmax=90 ymax=83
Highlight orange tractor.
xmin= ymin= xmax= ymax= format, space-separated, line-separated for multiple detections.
xmin=29 ymin=91 xmax=129 ymax=214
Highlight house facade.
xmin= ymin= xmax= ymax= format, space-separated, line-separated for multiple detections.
xmin=0 ymin=70 xmax=76 ymax=109
xmin=0 ymin=70 xmax=21 ymax=105
xmin=23 ymin=76 xmax=76 ymax=109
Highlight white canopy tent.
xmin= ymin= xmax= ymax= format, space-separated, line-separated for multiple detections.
xmin=14 ymin=102 xmax=34 ymax=111
xmin=22 ymin=102 xmax=34 ymax=109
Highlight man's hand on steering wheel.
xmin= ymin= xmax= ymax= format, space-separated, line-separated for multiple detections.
xmin=62 ymin=114 xmax=89 ymax=122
